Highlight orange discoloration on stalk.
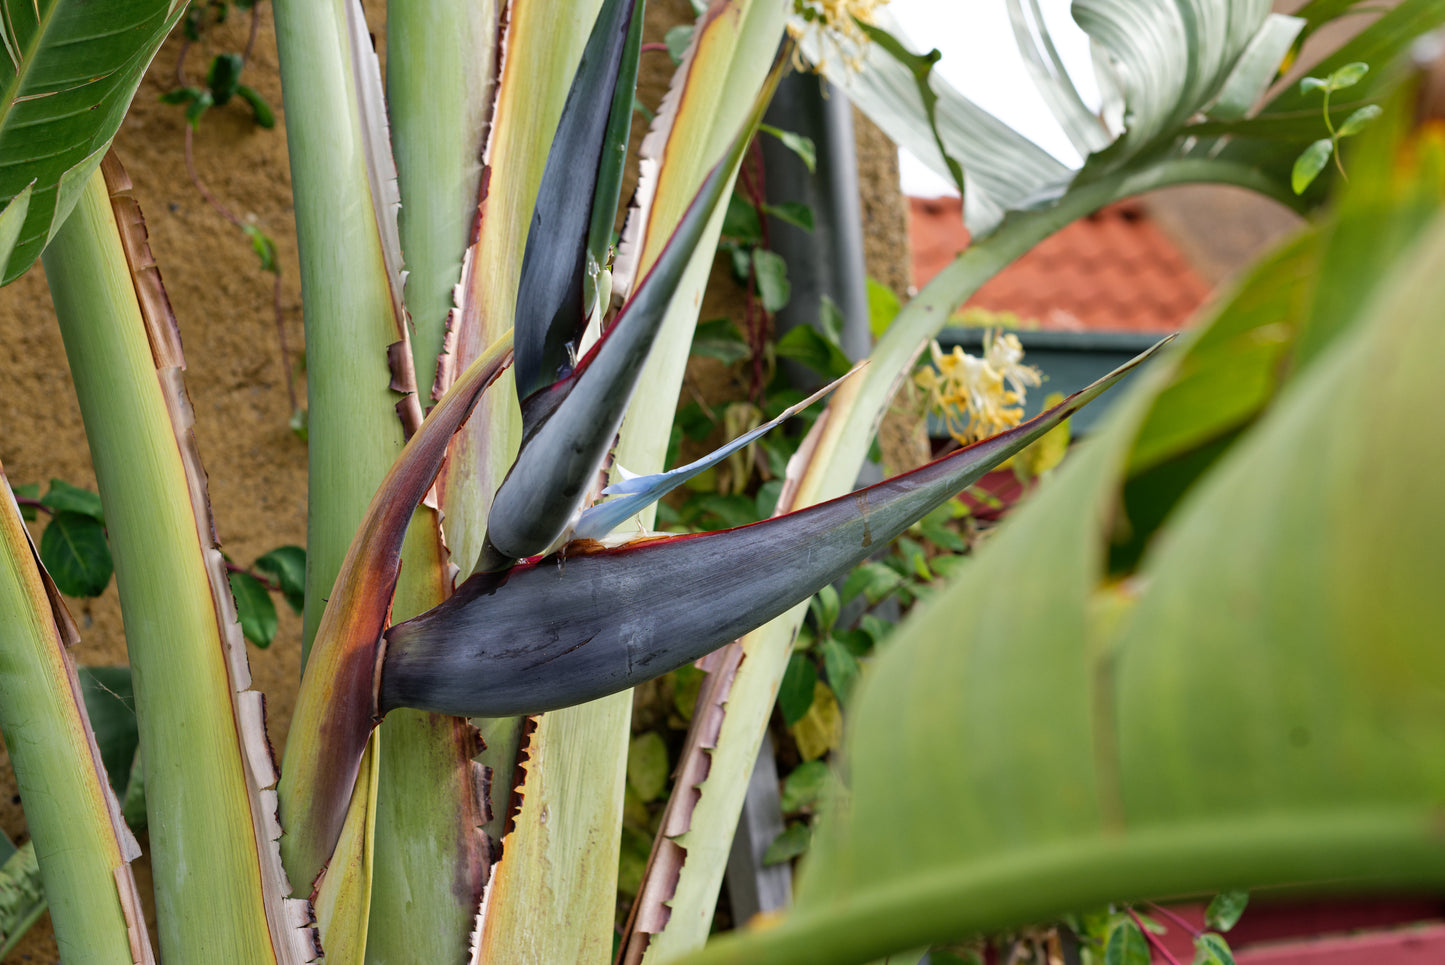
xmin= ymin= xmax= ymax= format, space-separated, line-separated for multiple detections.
xmin=101 ymin=154 xmax=316 ymax=963
xmin=1 ymin=460 xmax=157 ymax=963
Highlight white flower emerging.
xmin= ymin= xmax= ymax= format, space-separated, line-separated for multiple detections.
xmin=915 ymin=331 xmax=1043 ymax=444
xmin=985 ymin=331 xmax=1043 ymax=400
xmin=787 ymin=0 xmax=890 ymax=73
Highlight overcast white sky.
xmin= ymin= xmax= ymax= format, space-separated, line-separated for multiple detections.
xmin=885 ymin=0 xmax=1100 ymax=196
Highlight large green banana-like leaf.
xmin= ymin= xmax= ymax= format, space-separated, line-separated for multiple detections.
xmin=387 ymin=0 xmax=497 ymax=389
xmin=796 ymin=9 xmax=1071 ymax=234
xmin=0 ymin=462 xmax=153 ymax=963
xmin=676 ymin=133 xmax=1445 ymax=965
xmin=1006 ymin=0 xmax=1113 ymax=157
xmin=1116 ymin=95 xmax=1441 ymax=569
xmin=0 ymin=183 xmax=28 ymax=266
xmin=44 ymin=161 xmax=313 ymax=964
xmin=0 ymin=0 xmax=181 ymax=282
xmin=1071 ymin=0 xmax=1277 ymax=164
xmin=800 ymin=0 xmax=1304 ymax=234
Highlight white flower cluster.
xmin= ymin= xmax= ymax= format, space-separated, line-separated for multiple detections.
xmin=915 ymin=331 xmax=1043 ymax=444
xmin=786 ymin=0 xmax=891 ymax=72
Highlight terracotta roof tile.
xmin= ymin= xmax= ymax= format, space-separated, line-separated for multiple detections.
xmin=906 ymin=196 xmax=1211 ymax=333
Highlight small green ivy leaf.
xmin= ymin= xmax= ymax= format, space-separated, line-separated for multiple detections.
xmin=1292 ymin=138 xmax=1333 ymax=194
xmin=289 ymin=406 xmax=309 ymax=442
xmin=752 ymin=248 xmax=791 ymax=313
xmin=664 ymin=24 xmax=693 ymax=64
xmin=809 ymin=584 xmax=840 ymax=635
xmin=40 ymin=512 xmax=113 ymax=598
xmin=689 ymin=492 xmax=758 ymax=530
xmin=229 ymin=571 xmax=277 ymax=648
xmin=1205 ymin=890 xmax=1249 ymax=932
xmin=1134 ymin=912 xmax=1166 ymax=935
xmin=759 ymin=123 xmax=817 ymax=174
xmin=626 ymin=731 xmax=669 ymax=802
xmin=159 ymin=85 xmax=204 ymax=106
xmin=833 ymin=627 xmax=873 ymax=658
xmin=206 ymin=53 xmax=244 ymax=105
xmin=859 ymin=613 xmax=892 ymax=646
xmin=235 ymin=84 xmax=275 ymax=128
xmin=779 ymin=760 xmax=830 ymax=813
xmin=1192 ymin=932 xmax=1236 ymax=965
xmin=818 ymin=294 xmax=845 ymax=346
xmin=841 ymin=560 xmax=903 ymax=606
xmin=1104 ymin=920 xmax=1150 ymax=965
xmin=820 ymin=637 xmax=862 ymax=707
xmin=762 ymin=821 xmax=812 ymax=866
xmin=725 ymin=242 xmax=752 ymax=282
xmin=242 ymin=223 xmax=279 ymax=274
xmin=775 ymin=325 xmax=852 ymax=380
xmin=185 ymin=89 xmax=214 ymax=130
xmin=1326 ymin=61 xmax=1369 ymax=91
xmin=762 ymin=201 xmax=815 ymax=233
xmin=723 ymin=194 xmax=762 ymax=244
xmin=671 ymin=664 xmax=704 ymax=722
xmin=779 ymin=652 xmax=818 ymax=727
xmin=1298 ymin=75 xmax=1328 ymax=94
xmin=755 ymin=479 xmax=783 ymax=518
xmin=183 ymin=7 xmax=205 ymax=41
xmin=1336 ymin=104 xmax=1383 ymax=138
xmin=41 ymin=479 xmax=103 ymax=522
xmin=253 ymin=545 xmax=305 ymax=614
xmin=691 ymin=317 xmax=751 ymax=365
xmin=866 ymin=278 xmax=901 ymax=337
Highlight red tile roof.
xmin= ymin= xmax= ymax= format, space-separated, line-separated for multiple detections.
xmin=907 ymin=195 xmax=1211 ymax=333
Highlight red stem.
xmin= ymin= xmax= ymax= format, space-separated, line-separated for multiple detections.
xmin=224 ymin=559 xmax=281 ymax=593
xmin=175 ymin=40 xmax=192 ymax=87
xmin=184 ymin=125 xmax=241 ymax=227
xmin=273 ymin=272 xmax=298 ymax=415
xmin=1129 ymin=908 xmax=1185 ymax=965
xmin=185 ymin=124 xmax=296 ymax=422
xmin=742 ymin=249 xmax=762 ymax=402
xmin=1147 ymin=902 xmax=1202 ymax=938
xmin=737 ymin=139 xmax=774 ymax=401
xmin=242 ymin=2 xmax=261 ymax=66
xmin=14 ymin=496 xmax=51 ymax=516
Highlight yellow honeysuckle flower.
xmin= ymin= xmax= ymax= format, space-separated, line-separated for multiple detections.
xmin=914 ymin=331 xmax=1044 ymax=445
